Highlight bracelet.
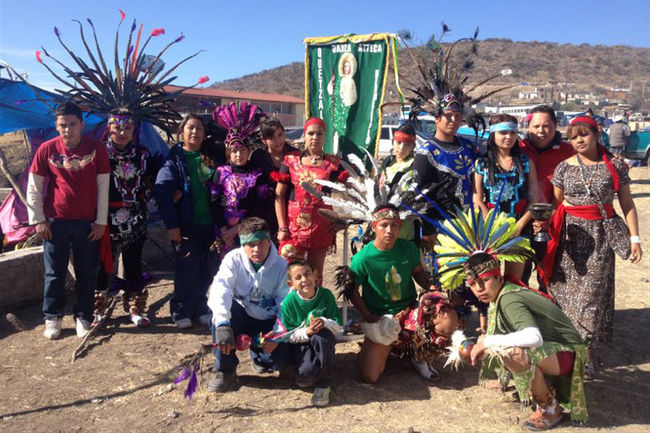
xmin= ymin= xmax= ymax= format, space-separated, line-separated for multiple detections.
xmin=278 ymin=227 xmax=289 ymax=232
xmin=630 ymin=235 xmax=641 ymax=244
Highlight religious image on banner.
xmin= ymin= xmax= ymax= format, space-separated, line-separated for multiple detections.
xmin=304 ymin=34 xmax=402 ymax=158
xmin=327 ymin=52 xmax=357 ymax=141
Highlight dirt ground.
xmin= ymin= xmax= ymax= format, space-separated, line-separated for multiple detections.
xmin=1 ymin=167 xmax=649 ymax=433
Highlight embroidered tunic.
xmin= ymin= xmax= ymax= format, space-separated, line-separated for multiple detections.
xmin=279 ymin=154 xmax=343 ymax=250
xmin=475 ymin=154 xmax=530 ymax=217
xmin=413 ymin=136 xmax=475 ymax=235
xmin=105 ymin=140 xmax=154 ymax=248
xmin=209 ymin=164 xmax=274 ymax=228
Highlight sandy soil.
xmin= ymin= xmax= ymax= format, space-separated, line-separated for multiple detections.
xmin=1 ymin=167 xmax=649 ymax=433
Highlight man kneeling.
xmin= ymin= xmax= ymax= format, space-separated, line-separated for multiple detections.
xmin=467 ymin=253 xmax=587 ymax=430
xmin=347 ymin=204 xmax=458 ymax=383
xmin=207 ymin=217 xmax=290 ymax=392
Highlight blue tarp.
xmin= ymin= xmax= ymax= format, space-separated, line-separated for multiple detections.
xmin=0 ymin=78 xmax=104 ymax=134
xmin=0 ymin=78 xmax=169 ymax=158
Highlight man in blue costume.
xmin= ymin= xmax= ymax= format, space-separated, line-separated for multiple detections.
xmin=412 ymin=94 xmax=476 ymax=245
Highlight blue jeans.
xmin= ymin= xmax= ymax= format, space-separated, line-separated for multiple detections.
xmin=171 ymin=223 xmax=218 ymax=322
xmin=42 ymin=219 xmax=99 ymax=321
xmin=212 ymin=301 xmax=290 ymax=372
xmin=292 ymin=329 xmax=336 ymax=388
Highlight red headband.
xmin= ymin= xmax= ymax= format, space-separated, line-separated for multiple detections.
xmin=304 ymin=117 xmax=326 ymax=132
xmin=466 ymin=268 xmax=502 ymax=285
xmin=570 ymin=116 xmax=599 ymax=131
xmin=393 ymin=131 xmax=416 ymax=144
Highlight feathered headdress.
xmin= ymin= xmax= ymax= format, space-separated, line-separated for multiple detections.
xmin=433 ymin=206 xmax=534 ymax=290
xmin=35 ymin=9 xmax=207 ymax=134
xmin=211 ymin=101 xmax=265 ymax=149
xmin=300 ymin=147 xmax=428 ymax=225
xmin=399 ymin=23 xmax=517 ymax=135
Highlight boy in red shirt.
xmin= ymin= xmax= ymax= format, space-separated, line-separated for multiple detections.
xmin=26 ymin=102 xmax=110 ymax=340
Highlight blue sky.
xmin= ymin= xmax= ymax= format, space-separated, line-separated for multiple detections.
xmin=1 ymin=0 xmax=648 ymax=90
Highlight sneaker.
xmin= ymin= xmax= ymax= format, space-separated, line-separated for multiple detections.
xmin=197 ymin=314 xmax=212 ymax=326
xmin=175 ymin=318 xmax=192 ymax=329
xmin=43 ymin=318 xmax=62 ymax=340
xmin=311 ymin=387 xmax=330 ymax=407
xmin=251 ymin=362 xmax=274 ymax=374
xmin=411 ymin=358 xmax=440 ymax=381
xmin=524 ymin=401 xmax=565 ymax=431
xmin=130 ymin=313 xmax=150 ymax=327
xmin=76 ymin=318 xmax=92 ymax=338
xmin=207 ymin=370 xmax=235 ymax=393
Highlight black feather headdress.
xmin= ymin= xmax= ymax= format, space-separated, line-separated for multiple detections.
xmin=35 ymin=9 xmax=207 ymax=135
xmin=399 ymin=23 xmax=517 ymax=136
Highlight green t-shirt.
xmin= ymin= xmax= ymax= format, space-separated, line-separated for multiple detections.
xmin=349 ymin=238 xmax=420 ymax=315
xmin=496 ymin=283 xmax=584 ymax=346
xmin=184 ymin=149 xmax=214 ymax=224
xmin=281 ymin=287 xmax=342 ymax=331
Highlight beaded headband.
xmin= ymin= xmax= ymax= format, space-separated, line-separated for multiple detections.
xmin=107 ymin=114 xmax=135 ymax=128
xmin=372 ymin=208 xmax=400 ymax=223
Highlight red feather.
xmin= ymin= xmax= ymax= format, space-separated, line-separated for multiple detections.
xmin=337 ymin=170 xmax=349 ymax=183
xmin=151 ymin=28 xmax=165 ymax=37
xmin=198 ymin=76 xmax=209 ymax=84
xmin=118 ymin=9 xmax=125 ymax=21
xmin=35 ymin=50 xmax=43 ymax=63
xmin=270 ymin=171 xmax=291 ymax=184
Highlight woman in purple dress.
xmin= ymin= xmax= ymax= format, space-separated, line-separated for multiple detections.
xmin=209 ymin=103 xmax=273 ymax=249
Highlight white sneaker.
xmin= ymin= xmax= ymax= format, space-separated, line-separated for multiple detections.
xmin=197 ymin=314 xmax=212 ymax=326
xmin=411 ymin=358 xmax=440 ymax=381
xmin=130 ymin=313 xmax=150 ymax=327
xmin=311 ymin=387 xmax=330 ymax=407
xmin=76 ymin=318 xmax=92 ymax=338
xmin=175 ymin=318 xmax=192 ymax=329
xmin=43 ymin=318 xmax=62 ymax=340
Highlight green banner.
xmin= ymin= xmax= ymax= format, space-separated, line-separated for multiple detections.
xmin=305 ymin=34 xmax=396 ymax=158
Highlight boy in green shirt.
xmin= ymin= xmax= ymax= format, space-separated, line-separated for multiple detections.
xmin=281 ymin=259 xmax=342 ymax=406
xmin=466 ymin=252 xmax=587 ymax=431
xmin=346 ymin=204 xmax=457 ymax=384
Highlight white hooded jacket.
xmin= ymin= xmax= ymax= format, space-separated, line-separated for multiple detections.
xmin=208 ymin=245 xmax=289 ymax=326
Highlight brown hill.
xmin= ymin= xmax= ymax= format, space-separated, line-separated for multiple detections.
xmin=211 ymin=38 xmax=650 ymax=105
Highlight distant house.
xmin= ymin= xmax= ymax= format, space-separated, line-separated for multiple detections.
xmin=479 ymin=103 xmax=540 ymax=118
xmin=164 ymin=86 xmax=305 ymax=126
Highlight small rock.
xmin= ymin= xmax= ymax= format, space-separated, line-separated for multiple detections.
xmin=155 ymin=384 xmax=174 ymax=396
xmin=509 ymin=415 xmax=520 ymax=425
xmin=3 ymin=416 xmax=14 ymax=420
xmin=90 ymin=398 xmax=104 ymax=404
xmin=641 ymin=278 xmax=649 ymax=283
xmin=168 ymin=409 xmax=179 ymax=418
xmin=4 ymin=313 xmax=27 ymax=331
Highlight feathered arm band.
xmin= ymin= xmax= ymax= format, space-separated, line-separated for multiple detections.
xmin=335 ymin=265 xmax=357 ymax=300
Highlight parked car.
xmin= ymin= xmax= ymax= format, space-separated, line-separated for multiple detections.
xmin=377 ymin=121 xmax=489 ymax=158
xmin=624 ymin=130 xmax=650 ymax=165
xmin=377 ymin=124 xmax=399 ymax=157
xmin=285 ymin=126 xmax=303 ymax=141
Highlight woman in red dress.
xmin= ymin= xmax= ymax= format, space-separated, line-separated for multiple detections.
xmin=275 ymin=118 xmax=347 ymax=283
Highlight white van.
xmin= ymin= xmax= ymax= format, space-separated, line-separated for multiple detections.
xmin=377 ymin=114 xmax=435 ymax=157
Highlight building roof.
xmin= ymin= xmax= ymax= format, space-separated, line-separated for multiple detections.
xmin=165 ymin=86 xmax=304 ymax=104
